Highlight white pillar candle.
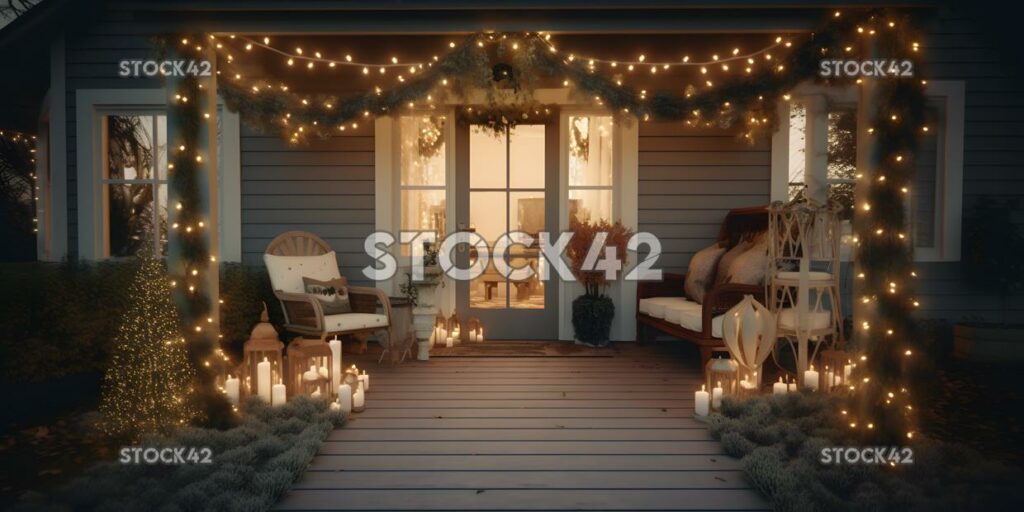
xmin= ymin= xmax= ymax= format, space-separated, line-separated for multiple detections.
xmin=353 ymin=381 xmax=365 ymax=411
xmin=272 ymin=381 xmax=287 ymax=406
xmin=446 ymin=336 xmax=454 ymax=348
xmin=711 ymin=381 xmax=723 ymax=409
xmin=788 ymin=381 xmax=797 ymax=393
xmin=694 ymin=385 xmax=710 ymax=417
xmin=478 ymin=328 xmax=484 ymax=341
xmin=843 ymin=363 xmax=853 ymax=382
xmin=804 ymin=365 xmax=820 ymax=391
xmin=824 ymin=368 xmax=834 ymax=391
xmin=773 ymin=377 xmax=788 ymax=395
xmin=337 ymin=383 xmax=352 ymax=413
xmin=359 ymin=370 xmax=370 ymax=392
xmin=329 ymin=337 xmax=343 ymax=391
xmin=257 ymin=357 xmax=272 ymax=402
xmin=225 ymin=375 xmax=240 ymax=405
xmin=311 ymin=386 xmax=322 ymax=398
xmin=330 ymin=402 xmax=340 ymax=411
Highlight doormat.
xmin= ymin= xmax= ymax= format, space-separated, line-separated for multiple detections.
xmin=429 ymin=341 xmax=615 ymax=357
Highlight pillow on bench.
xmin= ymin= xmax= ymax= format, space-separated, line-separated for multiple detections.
xmin=684 ymin=242 xmax=726 ymax=304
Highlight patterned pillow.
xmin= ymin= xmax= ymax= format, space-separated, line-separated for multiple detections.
xmin=684 ymin=243 xmax=726 ymax=304
xmin=725 ymin=235 xmax=768 ymax=285
xmin=303 ymin=276 xmax=352 ymax=315
xmin=715 ymin=240 xmax=752 ymax=286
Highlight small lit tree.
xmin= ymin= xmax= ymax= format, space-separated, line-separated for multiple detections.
xmin=100 ymin=250 xmax=198 ymax=437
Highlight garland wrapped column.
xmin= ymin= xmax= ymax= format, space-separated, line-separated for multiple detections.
xmin=166 ymin=39 xmax=230 ymax=425
xmin=849 ymin=17 xmax=927 ymax=444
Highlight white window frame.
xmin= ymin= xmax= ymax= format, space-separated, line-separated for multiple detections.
xmin=75 ymin=89 xmax=241 ymax=261
xmin=770 ymin=81 xmax=965 ymax=262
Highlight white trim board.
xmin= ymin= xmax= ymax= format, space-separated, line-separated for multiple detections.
xmin=768 ymin=80 xmax=965 ymax=262
xmin=74 ymin=88 xmax=242 ymax=261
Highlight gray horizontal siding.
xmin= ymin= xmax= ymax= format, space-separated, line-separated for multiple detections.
xmin=914 ymin=7 xmax=1024 ymax=321
xmin=637 ymin=122 xmax=771 ymax=273
xmin=240 ymin=126 xmax=376 ymax=287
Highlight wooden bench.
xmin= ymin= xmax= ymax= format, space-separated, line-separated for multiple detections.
xmin=636 ymin=206 xmax=768 ymax=367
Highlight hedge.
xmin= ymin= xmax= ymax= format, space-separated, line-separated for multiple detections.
xmin=0 ymin=261 xmax=282 ymax=384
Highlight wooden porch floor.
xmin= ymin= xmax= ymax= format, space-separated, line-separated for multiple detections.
xmin=276 ymin=343 xmax=768 ymax=511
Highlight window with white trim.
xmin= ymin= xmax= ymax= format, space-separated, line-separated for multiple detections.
xmin=103 ymin=113 xmax=169 ymax=256
xmin=568 ymin=115 xmax=614 ymax=224
xmin=398 ymin=115 xmax=448 ymax=255
xmin=774 ymin=82 xmax=964 ymax=262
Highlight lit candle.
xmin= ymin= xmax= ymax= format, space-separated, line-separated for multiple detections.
xmin=319 ymin=366 xmax=329 ymax=379
xmin=788 ymin=379 xmax=797 ymax=393
xmin=740 ymin=378 xmax=757 ymax=393
xmin=843 ymin=362 xmax=853 ymax=382
xmin=257 ymin=357 xmax=272 ymax=402
xmin=773 ymin=377 xmax=788 ymax=395
xmin=359 ymin=370 xmax=370 ymax=392
xmin=446 ymin=336 xmax=454 ymax=348
xmin=330 ymin=402 xmax=340 ymax=412
xmin=804 ymin=365 xmax=820 ymax=391
xmin=694 ymin=385 xmax=710 ymax=416
xmin=272 ymin=381 xmax=287 ymax=406
xmin=824 ymin=367 xmax=834 ymax=391
xmin=225 ymin=374 xmax=240 ymax=405
xmin=337 ymin=383 xmax=352 ymax=413
xmin=329 ymin=337 xmax=343 ymax=390
xmin=311 ymin=386 xmax=322 ymax=398
xmin=712 ymin=381 xmax=723 ymax=409
xmin=353 ymin=381 xmax=365 ymax=412
xmin=478 ymin=328 xmax=484 ymax=341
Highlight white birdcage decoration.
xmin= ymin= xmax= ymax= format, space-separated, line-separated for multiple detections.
xmin=767 ymin=193 xmax=844 ymax=385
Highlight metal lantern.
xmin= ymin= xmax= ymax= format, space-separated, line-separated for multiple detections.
xmin=287 ymin=338 xmax=334 ymax=397
xmin=447 ymin=312 xmax=462 ymax=343
xmin=466 ymin=317 xmax=482 ymax=342
xmin=705 ymin=349 xmax=739 ymax=405
xmin=242 ymin=303 xmax=284 ymax=398
xmin=818 ymin=348 xmax=852 ymax=393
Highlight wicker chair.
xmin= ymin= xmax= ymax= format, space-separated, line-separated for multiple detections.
xmin=264 ymin=231 xmax=393 ymax=353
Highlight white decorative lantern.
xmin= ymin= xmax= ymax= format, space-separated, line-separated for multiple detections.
xmin=722 ymin=294 xmax=777 ymax=390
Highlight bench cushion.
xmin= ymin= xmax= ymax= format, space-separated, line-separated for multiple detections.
xmin=639 ymin=297 xmax=689 ymax=319
xmin=663 ymin=299 xmax=725 ymax=338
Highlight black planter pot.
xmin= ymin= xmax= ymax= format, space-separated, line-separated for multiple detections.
xmin=572 ymin=294 xmax=615 ymax=346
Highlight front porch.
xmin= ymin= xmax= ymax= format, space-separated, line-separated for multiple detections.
xmin=278 ymin=343 xmax=768 ymax=511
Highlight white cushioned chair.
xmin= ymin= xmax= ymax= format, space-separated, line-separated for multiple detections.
xmin=264 ymin=231 xmax=392 ymax=351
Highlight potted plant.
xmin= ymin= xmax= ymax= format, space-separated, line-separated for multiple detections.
xmin=955 ymin=199 xmax=1024 ymax=363
xmin=566 ymin=218 xmax=634 ymax=346
xmin=400 ymin=242 xmax=445 ymax=344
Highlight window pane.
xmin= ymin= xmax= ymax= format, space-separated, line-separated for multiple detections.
xmin=108 ymin=183 xmax=155 ymax=257
xmin=470 ymin=190 xmax=507 ymax=309
xmin=400 ymin=189 xmax=446 ymax=236
xmin=510 ymin=191 xmax=544 ymax=309
xmin=787 ymin=102 xmax=807 ymax=200
xmin=400 ymin=116 xmax=447 ymax=187
xmin=914 ymin=104 xmax=942 ymax=249
xmin=509 ymin=124 xmax=545 ymax=189
xmin=156 ymin=115 xmax=168 ymax=180
xmin=569 ymin=189 xmax=612 ymax=224
xmin=569 ymin=116 xmax=613 ymax=187
xmin=107 ymin=115 xmax=156 ymax=181
xmin=470 ymin=126 xmax=507 ymax=189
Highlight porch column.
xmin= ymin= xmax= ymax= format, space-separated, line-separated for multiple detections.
xmin=166 ymin=41 xmax=225 ymax=420
xmin=853 ymin=42 xmax=877 ymax=351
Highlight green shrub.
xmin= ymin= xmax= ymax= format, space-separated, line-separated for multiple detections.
xmin=708 ymin=393 xmax=1022 ymax=511
xmin=0 ymin=261 xmax=281 ymax=384
xmin=16 ymin=396 xmax=343 ymax=512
